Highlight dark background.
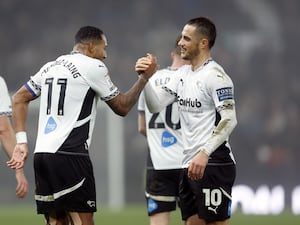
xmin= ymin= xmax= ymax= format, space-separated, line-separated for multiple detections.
xmin=0 ymin=0 xmax=299 ymax=210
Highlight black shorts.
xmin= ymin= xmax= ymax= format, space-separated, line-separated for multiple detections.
xmin=145 ymin=168 xmax=182 ymax=216
xmin=179 ymin=164 xmax=236 ymax=223
xmin=34 ymin=153 xmax=97 ymax=214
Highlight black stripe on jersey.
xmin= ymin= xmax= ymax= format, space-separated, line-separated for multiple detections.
xmin=162 ymin=86 xmax=178 ymax=98
xmin=57 ymin=122 xmax=90 ymax=155
xmin=146 ymin=147 xmax=154 ymax=169
xmin=57 ymin=88 xmax=96 ymax=155
xmin=78 ymin=88 xmax=96 ymax=120
xmin=215 ymin=110 xmax=221 ymax=126
xmin=209 ymin=110 xmax=233 ymax=164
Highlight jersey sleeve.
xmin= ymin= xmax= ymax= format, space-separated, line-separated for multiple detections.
xmin=25 ymin=61 xmax=56 ymax=98
xmin=162 ymin=69 xmax=182 ymax=98
xmin=138 ymin=91 xmax=145 ymax=112
xmin=85 ymin=61 xmax=120 ymax=101
xmin=0 ymin=76 xmax=12 ymax=116
xmin=143 ymin=70 xmax=178 ymax=113
xmin=207 ymin=68 xmax=235 ymax=111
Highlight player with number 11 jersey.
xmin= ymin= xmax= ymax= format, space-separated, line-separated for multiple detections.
xmin=26 ymin=51 xmax=119 ymax=155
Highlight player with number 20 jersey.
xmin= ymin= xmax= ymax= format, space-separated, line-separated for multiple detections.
xmin=138 ymin=67 xmax=184 ymax=170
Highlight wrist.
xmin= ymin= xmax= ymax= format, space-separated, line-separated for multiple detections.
xmin=139 ymin=73 xmax=149 ymax=83
xmin=16 ymin=131 xmax=27 ymax=144
xmin=200 ymin=148 xmax=211 ymax=157
xmin=15 ymin=168 xmax=24 ymax=173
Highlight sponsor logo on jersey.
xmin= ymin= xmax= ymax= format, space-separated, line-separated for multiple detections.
xmin=216 ymin=87 xmax=233 ymax=101
xmin=161 ymin=131 xmax=177 ymax=147
xmin=147 ymin=198 xmax=158 ymax=213
xmin=177 ymin=97 xmax=202 ymax=108
xmin=44 ymin=116 xmax=57 ymax=134
xmin=177 ymin=96 xmax=202 ymax=114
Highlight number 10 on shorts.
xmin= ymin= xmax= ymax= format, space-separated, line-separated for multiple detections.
xmin=203 ymin=188 xmax=222 ymax=207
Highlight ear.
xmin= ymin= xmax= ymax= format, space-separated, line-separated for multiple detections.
xmin=199 ymin=38 xmax=209 ymax=49
xmin=170 ymin=51 xmax=175 ymax=60
xmin=87 ymin=42 xmax=95 ymax=56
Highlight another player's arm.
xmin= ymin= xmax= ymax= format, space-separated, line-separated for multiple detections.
xmin=0 ymin=116 xmax=16 ymax=157
xmin=105 ymin=54 xmax=157 ymax=116
xmin=138 ymin=110 xmax=147 ymax=137
xmin=7 ymin=86 xmax=34 ymax=169
xmin=0 ymin=115 xmax=28 ymax=198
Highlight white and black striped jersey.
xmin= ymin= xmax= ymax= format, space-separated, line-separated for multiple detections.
xmin=163 ymin=59 xmax=236 ymax=167
xmin=25 ymin=52 xmax=119 ymax=154
xmin=0 ymin=76 xmax=12 ymax=117
xmin=138 ymin=67 xmax=184 ymax=170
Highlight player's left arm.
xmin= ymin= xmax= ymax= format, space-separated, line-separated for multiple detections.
xmin=202 ymin=69 xmax=237 ymax=156
xmin=201 ymin=103 xmax=237 ymax=156
xmin=188 ymin=104 xmax=237 ymax=180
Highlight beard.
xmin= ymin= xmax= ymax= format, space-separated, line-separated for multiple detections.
xmin=181 ymin=47 xmax=200 ymax=60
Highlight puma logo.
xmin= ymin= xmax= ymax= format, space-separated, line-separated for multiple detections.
xmin=208 ymin=206 xmax=218 ymax=214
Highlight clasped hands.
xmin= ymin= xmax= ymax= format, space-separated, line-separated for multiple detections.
xmin=135 ymin=53 xmax=158 ymax=79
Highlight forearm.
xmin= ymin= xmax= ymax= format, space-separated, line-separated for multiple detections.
xmin=201 ymin=108 xmax=237 ymax=156
xmin=12 ymin=87 xmax=31 ymax=132
xmin=110 ymin=75 xmax=149 ymax=117
xmin=143 ymin=82 xmax=174 ymax=113
xmin=123 ymin=75 xmax=149 ymax=110
xmin=0 ymin=119 xmax=16 ymax=158
xmin=138 ymin=111 xmax=147 ymax=137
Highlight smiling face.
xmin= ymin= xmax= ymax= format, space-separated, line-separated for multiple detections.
xmin=178 ymin=23 xmax=211 ymax=70
xmin=178 ymin=24 xmax=202 ymax=61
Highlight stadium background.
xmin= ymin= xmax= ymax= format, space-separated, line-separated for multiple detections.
xmin=0 ymin=0 xmax=299 ymax=215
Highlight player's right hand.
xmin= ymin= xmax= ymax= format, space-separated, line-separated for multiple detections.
xmin=144 ymin=53 xmax=157 ymax=79
xmin=7 ymin=144 xmax=28 ymax=169
xmin=135 ymin=53 xmax=157 ymax=79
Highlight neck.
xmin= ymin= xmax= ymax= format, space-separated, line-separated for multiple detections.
xmin=191 ymin=52 xmax=211 ymax=71
xmin=170 ymin=55 xmax=190 ymax=69
xmin=72 ymin=44 xmax=88 ymax=56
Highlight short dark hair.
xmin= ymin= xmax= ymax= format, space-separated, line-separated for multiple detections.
xmin=75 ymin=26 xmax=104 ymax=44
xmin=187 ymin=17 xmax=216 ymax=49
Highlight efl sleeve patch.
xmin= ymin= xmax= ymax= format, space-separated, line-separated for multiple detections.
xmin=216 ymin=87 xmax=233 ymax=101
